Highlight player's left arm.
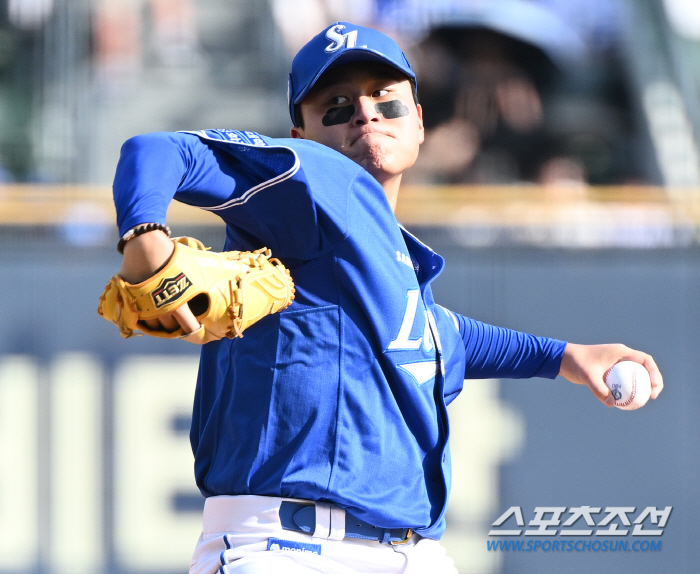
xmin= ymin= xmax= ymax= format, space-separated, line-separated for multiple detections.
xmin=559 ymin=343 xmax=663 ymax=407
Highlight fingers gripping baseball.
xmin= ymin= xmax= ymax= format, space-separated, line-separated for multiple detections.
xmin=559 ymin=343 xmax=663 ymax=407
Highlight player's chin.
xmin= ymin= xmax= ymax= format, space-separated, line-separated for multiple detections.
xmin=348 ymin=142 xmax=415 ymax=179
xmin=348 ymin=143 xmax=386 ymax=168
xmin=366 ymin=150 xmax=417 ymax=177
xmin=358 ymin=156 xmax=398 ymax=180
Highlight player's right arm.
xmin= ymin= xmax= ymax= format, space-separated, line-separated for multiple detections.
xmin=112 ymin=131 xmax=249 ymax=332
xmin=113 ymin=132 xmax=245 ymax=234
xmin=111 ymin=130 xmax=351 ymax=333
xmin=119 ymin=229 xmax=199 ymax=332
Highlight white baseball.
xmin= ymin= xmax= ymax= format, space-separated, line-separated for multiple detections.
xmin=604 ymin=361 xmax=652 ymax=410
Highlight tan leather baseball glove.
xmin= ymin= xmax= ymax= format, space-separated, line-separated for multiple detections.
xmin=97 ymin=237 xmax=295 ymax=344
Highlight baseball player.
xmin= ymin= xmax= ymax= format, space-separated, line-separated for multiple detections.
xmin=106 ymin=22 xmax=663 ymax=574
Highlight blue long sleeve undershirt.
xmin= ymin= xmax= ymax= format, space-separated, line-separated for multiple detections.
xmin=454 ymin=312 xmax=566 ymax=380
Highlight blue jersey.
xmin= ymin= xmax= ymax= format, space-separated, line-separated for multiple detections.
xmin=113 ymin=129 xmax=566 ymax=539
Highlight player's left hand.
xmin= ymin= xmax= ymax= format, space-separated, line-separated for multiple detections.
xmin=559 ymin=343 xmax=663 ymax=407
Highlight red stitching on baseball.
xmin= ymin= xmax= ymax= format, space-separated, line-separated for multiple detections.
xmin=605 ymin=364 xmax=640 ymax=408
xmin=617 ymin=369 xmax=637 ymax=407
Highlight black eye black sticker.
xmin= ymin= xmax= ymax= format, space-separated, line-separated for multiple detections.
xmin=374 ymin=100 xmax=409 ymax=119
xmin=322 ymin=105 xmax=355 ymax=126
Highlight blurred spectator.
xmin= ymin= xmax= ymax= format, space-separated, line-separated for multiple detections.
xmin=377 ymin=0 xmax=648 ymax=186
xmin=148 ymin=0 xmax=199 ymax=66
xmin=94 ymin=0 xmax=142 ymax=87
xmin=271 ymin=0 xmax=375 ymax=55
xmin=408 ymin=25 xmax=587 ymax=185
xmin=94 ymin=0 xmax=200 ymax=90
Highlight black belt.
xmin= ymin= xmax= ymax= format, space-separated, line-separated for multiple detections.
xmin=279 ymin=501 xmax=412 ymax=545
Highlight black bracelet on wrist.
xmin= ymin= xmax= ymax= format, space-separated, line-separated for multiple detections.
xmin=117 ymin=223 xmax=171 ymax=254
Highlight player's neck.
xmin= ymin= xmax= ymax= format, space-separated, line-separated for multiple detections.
xmin=381 ymin=173 xmax=401 ymax=212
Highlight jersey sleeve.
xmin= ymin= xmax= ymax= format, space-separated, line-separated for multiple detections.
xmin=452 ymin=312 xmax=567 ymax=379
xmin=113 ymin=131 xmax=264 ymax=234
xmin=112 ymin=130 xmax=354 ymax=260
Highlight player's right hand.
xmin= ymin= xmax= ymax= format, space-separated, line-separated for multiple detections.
xmin=119 ymin=230 xmax=200 ymax=333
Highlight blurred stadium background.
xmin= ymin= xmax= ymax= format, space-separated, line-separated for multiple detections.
xmin=0 ymin=0 xmax=699 ymax=573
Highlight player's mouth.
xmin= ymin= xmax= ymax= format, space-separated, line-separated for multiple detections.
xmin=351 ymin=129 xmax=393 ymax=146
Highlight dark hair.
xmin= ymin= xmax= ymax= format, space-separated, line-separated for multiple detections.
xmin=294 ymin=77 xmax=419 ymax=129
xmin=295 ymin=103 xmax=305 ymax=129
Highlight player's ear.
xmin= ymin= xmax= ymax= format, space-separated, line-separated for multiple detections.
xmin=416 ymin=103 xmax=425 ymax=145
xmin=291 ymin=126 xmax=305 ymax=139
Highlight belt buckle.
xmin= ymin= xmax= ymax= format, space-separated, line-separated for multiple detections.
xmin=389 ymin=528 xmax=413 ymax=545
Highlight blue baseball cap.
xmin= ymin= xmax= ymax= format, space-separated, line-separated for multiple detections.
xmin=288 ymin=22 xmax=416 ymax=127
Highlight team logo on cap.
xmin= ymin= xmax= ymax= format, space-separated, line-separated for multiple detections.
xmin=325 ymin=24 xmax=357 ymax=53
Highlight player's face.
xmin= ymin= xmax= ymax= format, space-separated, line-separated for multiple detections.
xmin=291 ymin=62 xmax=424 ymax=187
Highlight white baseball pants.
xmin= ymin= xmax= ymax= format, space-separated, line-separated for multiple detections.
xmin=189 ymin=495 xmax=458 ymax=574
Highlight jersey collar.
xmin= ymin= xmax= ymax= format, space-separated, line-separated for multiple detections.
xmin=399 ymin=225 xmax=445 ymax=287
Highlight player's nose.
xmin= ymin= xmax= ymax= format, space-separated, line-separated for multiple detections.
xmin=352 ymin=96 xmax=380 ymax=125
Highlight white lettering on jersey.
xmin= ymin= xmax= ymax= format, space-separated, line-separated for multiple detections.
xmin=426 ymin=310 xmax=445 ymax=375
xmin=398 ymin=361 xmax=438 ymax=387
xmin=396 ymin=251 xmax=413 ymax=269
xmin=387 ymin=289 xmax=422 ymax=350
xmin=388 ymin=290 xmax=441 ymax=387
xmin=325 ymin=25 xmax=358 ymax=53
xmin=422 ymin=311 xmax=434 ymax=353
